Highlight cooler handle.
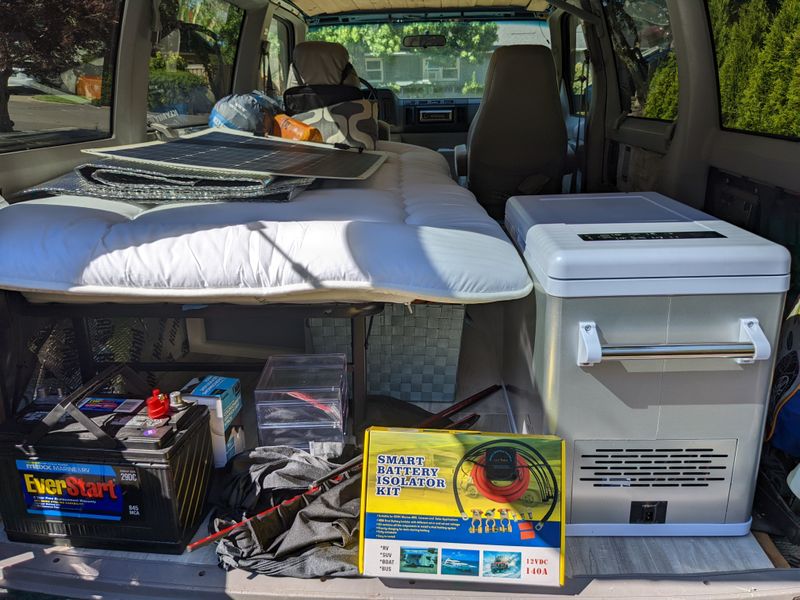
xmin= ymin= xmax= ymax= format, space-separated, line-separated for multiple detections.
xmin=577 ymin=318 xmax=771 ymax=367
xmin=18 ymin=365 xmax=147 ymax=453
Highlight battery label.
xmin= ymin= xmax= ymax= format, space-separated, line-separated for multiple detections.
xmin=16 ymin=460 xmax=143 ymax=521
xmin=77 ymin=396 xmax=144 ymax=413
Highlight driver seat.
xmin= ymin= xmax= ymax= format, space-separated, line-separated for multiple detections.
xmin=455 ymin=45 xmax=567 ymax=220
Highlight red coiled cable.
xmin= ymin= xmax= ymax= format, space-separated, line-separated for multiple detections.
xmin=469 ymin=454 xmax=530 ymax=503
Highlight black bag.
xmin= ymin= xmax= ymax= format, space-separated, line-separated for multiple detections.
xmin=283 ymin=84 xmax=365 ymax=115
xmin=283 ymin=63 xmax=364 ymax=115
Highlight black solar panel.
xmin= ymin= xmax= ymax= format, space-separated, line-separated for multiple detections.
xmin=86 ymin=130 xmax=386 ymax=180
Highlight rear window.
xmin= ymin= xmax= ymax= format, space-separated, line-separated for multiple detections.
xmin=605 ymin=0 xmax=678 ymax=121
xmin=707 ymin=0 xmax=800 ymax=140
xmin=307 ymin=20 xmax=551 ymax=100
xmin=0 ymin=0 xmax=123 ymax=154
xmin=148 ymin=0 xmax=244 ymax=129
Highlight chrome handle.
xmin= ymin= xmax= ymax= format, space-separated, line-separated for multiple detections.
xmin=577 ymin=318 xmax=771 ymax=367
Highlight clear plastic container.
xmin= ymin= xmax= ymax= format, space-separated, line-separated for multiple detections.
xmin=256 ymin=400 xmax=342 ymax=428
xmin=257 ymin=425 xmax=345 ymax=448
xmin=255 ymin=354 xmax=347 ymax=449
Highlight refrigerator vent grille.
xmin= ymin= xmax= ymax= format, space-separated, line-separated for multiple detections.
xmin=577 ymin=443 xmax=734 ymax=488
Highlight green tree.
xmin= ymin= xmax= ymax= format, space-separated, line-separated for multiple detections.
xmin=643 ymin=52 xmax=679 ymax=119
xmin=737 ymin=0 xmax=800 ymax=134
xmin=716 ymin=0 xmax=769 ymax=126
xmin=782 ymin=58 xmax=800 ymax=136
xmin=707 ymin=0 xmax=733 ymax=52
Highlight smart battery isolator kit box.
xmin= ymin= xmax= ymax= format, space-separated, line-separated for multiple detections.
xmin=359 ymin=427 xmax=565 ymax=586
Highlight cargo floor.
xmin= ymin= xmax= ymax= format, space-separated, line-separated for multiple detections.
xmin=0 ymin=523 xmax=785 ymax=599
xmin=0 ymin=304 xmax=795 ymax=598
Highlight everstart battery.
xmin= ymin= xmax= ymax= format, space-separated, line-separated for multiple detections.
xmin=0 ymin=366 xmax=213 ymax=554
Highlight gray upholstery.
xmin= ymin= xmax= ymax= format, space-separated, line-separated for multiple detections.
xmin=287 ymin=41 xmax=361 ymax=88
xmin=466 ymin=45 xmax=567 ymax=219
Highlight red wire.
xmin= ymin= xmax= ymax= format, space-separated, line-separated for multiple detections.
xmin=287 ymin=390 xmax=336 ymax=414
xmin=470 ymin=454 xmax=530 ymax=503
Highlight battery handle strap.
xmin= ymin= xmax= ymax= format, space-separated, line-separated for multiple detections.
xmin=18 ymin=364 xmax=149 ymax=454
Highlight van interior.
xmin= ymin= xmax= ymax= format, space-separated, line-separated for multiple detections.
xmin=1 ymin=0 xmax=800 ymax=598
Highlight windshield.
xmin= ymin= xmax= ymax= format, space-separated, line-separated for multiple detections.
xmin=307 ymin=20 xmax=551 ymax=100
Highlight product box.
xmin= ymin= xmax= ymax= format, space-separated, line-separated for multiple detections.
xmin=212 ymin=424 xmax=246 ymax=468
xmin=182 ymin=376 xmax=243 ymax=467
xmin=182 ymin=376 xmax=242 ymax=431
xmin=359 ymin=428 xmax=565 ymax=587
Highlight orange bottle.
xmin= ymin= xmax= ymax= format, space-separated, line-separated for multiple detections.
xmin=273 ymin=114 xmax=323 ymax=143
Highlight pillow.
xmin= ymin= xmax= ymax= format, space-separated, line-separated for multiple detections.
xmin=293 ymin=98 xmax=379 ymax=151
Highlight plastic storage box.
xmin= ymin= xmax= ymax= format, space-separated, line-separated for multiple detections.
xmin=255 ymin=354 xmax=347 ymax=449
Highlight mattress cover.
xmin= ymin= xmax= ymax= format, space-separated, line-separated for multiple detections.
xmin=0 ymin=142 xmax=532 ymax=305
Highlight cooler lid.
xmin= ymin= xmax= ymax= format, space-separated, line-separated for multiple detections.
xmin=505 ymin=192 xmax=790 ymax=297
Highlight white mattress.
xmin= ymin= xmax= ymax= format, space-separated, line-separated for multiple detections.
xmin=0 ymin=141 xmax=532 ymax=305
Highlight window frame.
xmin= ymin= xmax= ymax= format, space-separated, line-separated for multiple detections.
xmin=422 ymin=56 xmax=460 ymax=82
xmin=0 ymin=0 xmax=125 ymax=156
xmin=364 ymin=57 xmax=384 ymax=83
xmin=704 ymin=0 xmax=800 ymax=144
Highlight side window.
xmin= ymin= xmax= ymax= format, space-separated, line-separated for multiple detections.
xmin=568 ymin=19 xmax=592 ymax=116
xmin=148 ymin=0 xmax=244 ymax=129
xmin=707 ymin=0 xmax=800 ymax=140
xmin=605 ymin=0 xmax=678 ymax=120
xmin=0 ymin=0 xmax=123 ymax=154
xmin=262 ymin=18 xmax=291 ymax=100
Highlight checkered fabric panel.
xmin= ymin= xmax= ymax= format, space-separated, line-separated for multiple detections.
xmin=307 ymin=304 xmax=464 ymax=403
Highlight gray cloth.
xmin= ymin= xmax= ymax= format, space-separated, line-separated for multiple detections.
xmin=211 ymin=446 xmax=360 ymax=578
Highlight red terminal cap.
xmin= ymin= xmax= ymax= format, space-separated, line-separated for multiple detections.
xmin=147 ymin=388 xmax=169 ymax=419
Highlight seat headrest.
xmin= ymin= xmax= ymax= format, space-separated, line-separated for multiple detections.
xmin=483 ymin=45 xmax=557 ymax=101
xmin=287 ymin=41 xmax=362 ymax=88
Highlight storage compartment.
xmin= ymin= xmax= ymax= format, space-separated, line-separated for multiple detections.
xmin=255 ymin=354 xmax=347 ymax=449
xmin=505 ymin=192 xmax=790 ymax=536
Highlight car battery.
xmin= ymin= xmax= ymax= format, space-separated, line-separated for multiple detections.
xmin=0 ymin=366 xmax=213 ymax=553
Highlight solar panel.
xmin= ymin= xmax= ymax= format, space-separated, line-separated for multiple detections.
xmin=84 ymin=129 xmax=387 ymax=180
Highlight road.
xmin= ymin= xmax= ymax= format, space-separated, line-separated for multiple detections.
xmin=1 ymin=95 xmax=111 ymax=140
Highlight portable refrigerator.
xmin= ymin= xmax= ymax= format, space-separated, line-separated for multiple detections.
xmin=504 ymin=192 xmax=790 ymax=536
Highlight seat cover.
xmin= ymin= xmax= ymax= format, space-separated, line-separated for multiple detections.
xmin=287 ymin=41 xmax=361 ymax=88
xmin=467 ymin=45 xmax=567 ymax=219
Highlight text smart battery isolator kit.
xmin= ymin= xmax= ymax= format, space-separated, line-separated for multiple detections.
xmin=360 ymin=428 xmax=565 ymax=587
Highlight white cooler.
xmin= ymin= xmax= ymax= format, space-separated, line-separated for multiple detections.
xmin=505 ymin=192 xmax=790 ymax=536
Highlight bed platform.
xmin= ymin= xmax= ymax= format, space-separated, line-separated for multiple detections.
xmin=0 ymin=141 xmax=532 ymax=305
xmin=0 ymin=141 xmax=532 ymax=428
